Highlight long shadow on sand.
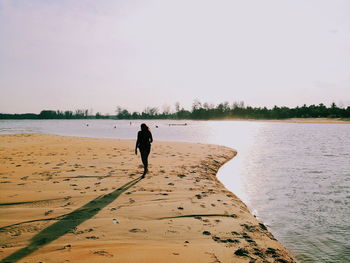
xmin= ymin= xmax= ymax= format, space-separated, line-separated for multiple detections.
xmin=1 ymin=176 xmax=143 ymax=263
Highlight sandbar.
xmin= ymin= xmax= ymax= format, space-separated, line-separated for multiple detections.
xmin=0 ymin=134 xmax=295 ymax=262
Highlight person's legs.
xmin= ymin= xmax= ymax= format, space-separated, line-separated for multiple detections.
xmin=140 ymin=150 xmax=148 ymax=170
xmin=140 ymin=146 xmax=150 ymax=175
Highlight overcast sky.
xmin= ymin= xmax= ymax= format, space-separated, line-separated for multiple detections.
xmin=1 ymin=0 xmax=349 ymax=114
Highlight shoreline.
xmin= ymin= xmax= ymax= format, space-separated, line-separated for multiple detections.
xmin=244 ymin=117 xmax=350 ymax=124
xmin=0 ymin=134 xmax=295 ymax=262
xmin=188 ymin=117 xmax=350 ymax=124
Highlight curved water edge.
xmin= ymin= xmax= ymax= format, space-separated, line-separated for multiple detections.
xmin=1 ymin=119 xmax=349 ymax=263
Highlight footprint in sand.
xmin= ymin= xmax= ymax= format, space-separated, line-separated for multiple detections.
xmin=195 ymin=194 xmax=202 ymax=199
xmin=57 ymin=244 xmax=72 ymax=250
xmin=74 ymin=228 xmax=94 ymax=234
xmin=212 ymin=236 xmax=240 ymax=244
xmin=240 ymin=232 xmax=257 ymax=246
xmin=44 ymin=210 xmax=53 ymax=216
xmin=93 ymin=250 xmax=113 ymax=258
xmin=234 ymin=248 xmax=249 ymax=257
xmin=86 ymin=236 xmax=99 ymax=240
xmin=129 ymin=228 xmax=147 ymax=233
xmin=241 ymin=224 xmax=259 ymax=232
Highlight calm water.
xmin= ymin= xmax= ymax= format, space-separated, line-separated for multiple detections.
xmin=1 ymin=119 xmax=349 ymax=263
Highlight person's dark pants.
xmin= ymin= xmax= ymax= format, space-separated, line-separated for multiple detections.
xmin=139 ymin=146 xmax=151 ymax=173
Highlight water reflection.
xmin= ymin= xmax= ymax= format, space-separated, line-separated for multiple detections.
xmin=238 ymin=123 xmax=350 ymax=262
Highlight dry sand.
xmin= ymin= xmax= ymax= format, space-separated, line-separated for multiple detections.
xmin=0 ymin=134 xmax=295 ymax=263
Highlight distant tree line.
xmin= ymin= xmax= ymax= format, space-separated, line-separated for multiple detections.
xmin=115 ymin=101 xmax=350 ymax=120
xmin=1 ymin=101 xmax=350 ymax=120
xmin=0 ymin=109 xmax=102 ymax=120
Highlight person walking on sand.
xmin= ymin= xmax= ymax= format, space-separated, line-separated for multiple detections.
xmin=135 ymin=123 xmax=153 ymax=177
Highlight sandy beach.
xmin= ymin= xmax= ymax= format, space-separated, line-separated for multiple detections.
xmin=0 ymin=134 xmax=295 ymax=263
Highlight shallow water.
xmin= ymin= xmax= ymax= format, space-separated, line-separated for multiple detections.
xmin=1 ymin=119 xmax=349 ymax=262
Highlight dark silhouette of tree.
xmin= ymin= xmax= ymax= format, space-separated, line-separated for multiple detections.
xmin=116 ymin=106 xmax=131 ymax=119
xmin=1 ymin=102 xmax=350 ymax=120
xmin=39 ymin=110 xmax=58 ymax=119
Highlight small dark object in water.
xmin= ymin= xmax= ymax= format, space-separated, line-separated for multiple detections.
xmin=169 ymin=123 xmax=188 ymax=126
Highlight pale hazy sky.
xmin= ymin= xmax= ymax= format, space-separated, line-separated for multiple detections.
xmin=1 ymin=0 xmax=350 ymax=114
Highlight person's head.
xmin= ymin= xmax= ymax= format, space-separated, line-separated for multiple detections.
xmin=140 ymin=123 xmax=149 ymax=132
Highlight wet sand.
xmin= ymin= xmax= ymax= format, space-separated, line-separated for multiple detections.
xmin=0 ymin=134 xmax=295 ymax=263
